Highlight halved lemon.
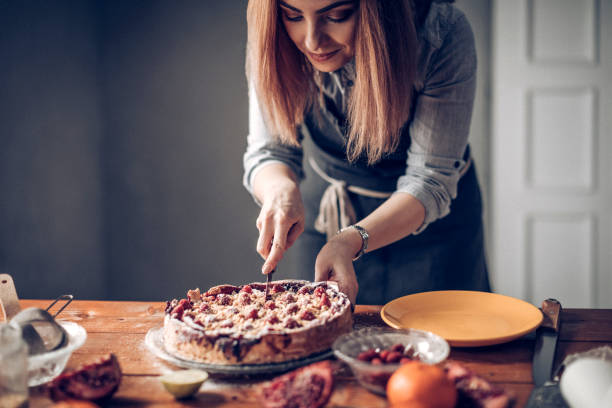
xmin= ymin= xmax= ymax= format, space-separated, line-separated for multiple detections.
xmin=159 ymin=369 xmax=209 ymax=399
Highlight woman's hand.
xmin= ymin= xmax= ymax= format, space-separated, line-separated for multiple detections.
xmin=253 ymin=164 xmax=305 ymax=275
xmin=314 ymin=230 xmax=363 ymax=306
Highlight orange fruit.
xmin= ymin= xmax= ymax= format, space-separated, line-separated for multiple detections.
xmin=386 ymin=361 xmax=457 ymax=408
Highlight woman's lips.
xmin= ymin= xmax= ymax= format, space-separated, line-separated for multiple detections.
xmin=307 ymin=49 xmax=340 ymax=62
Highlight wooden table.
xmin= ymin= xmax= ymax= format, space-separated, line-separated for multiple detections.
xmin=21 ymin=300 xmax=612 ymax=407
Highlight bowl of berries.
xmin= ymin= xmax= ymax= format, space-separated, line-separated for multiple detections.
xmin=332 ymin=327 xmax=450 ymax=395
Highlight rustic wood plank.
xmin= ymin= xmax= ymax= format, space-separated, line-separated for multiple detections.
xmin=558 ymin=309 xmax=612 ymax=342
xmin=19 ymin=301 xmax=612 ymax=408
xmin=20 ymin=300 xmax=165 ymax=334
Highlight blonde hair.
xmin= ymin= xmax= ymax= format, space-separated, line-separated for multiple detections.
xmin=246 ymin=0 xmax=418 ymax=164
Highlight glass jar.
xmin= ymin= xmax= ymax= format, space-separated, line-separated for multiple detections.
xmin=0 ymin=323 xmax=29 ymax=408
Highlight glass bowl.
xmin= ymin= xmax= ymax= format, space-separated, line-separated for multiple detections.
xmin=332 ymin=327 xmax=450 ymax=395
xmin=27 ymin=321 xmax=87 ymax=386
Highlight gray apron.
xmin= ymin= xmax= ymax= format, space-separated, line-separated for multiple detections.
xmin=286 ymin=106 xmax=490 ymax=305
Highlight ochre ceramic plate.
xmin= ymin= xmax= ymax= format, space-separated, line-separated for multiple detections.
xmin=381 ymin=291 xmax=543 ymax=347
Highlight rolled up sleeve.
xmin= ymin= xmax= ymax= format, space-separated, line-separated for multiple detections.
xmin=396 ymin=12 xmax=477 ymax=233
xmin=243 ymin=86 xmax=304 ymax=201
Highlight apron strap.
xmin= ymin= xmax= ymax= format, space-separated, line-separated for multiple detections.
xmin=308 ymin=155 xmax=473 ymax=241
xmin=309 ymin=156 xmax=392 ymax=240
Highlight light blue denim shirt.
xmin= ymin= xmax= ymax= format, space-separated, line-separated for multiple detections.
xmin=243 ymin=3 xmax=477 ymax=232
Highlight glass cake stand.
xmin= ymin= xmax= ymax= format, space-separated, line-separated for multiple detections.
xmin=144 ymin=327 xmax=332 ymax=377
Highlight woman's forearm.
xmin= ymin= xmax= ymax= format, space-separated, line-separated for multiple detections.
xmin=334 ymin=192 xmax=426 ymax=258
xmin=252 ymin=162 xmax=305 ymax=273
xmin=252 ymin=162 xmax=300 ymax=204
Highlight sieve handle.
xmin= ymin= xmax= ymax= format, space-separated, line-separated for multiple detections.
xmin=46 ymin=294 xmax=74 ymax=318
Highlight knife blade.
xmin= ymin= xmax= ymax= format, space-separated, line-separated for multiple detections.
xmin=525 ymin=298 xmax=568 ymax=408
xmin=265 ymin=269 xmax=274 ymax=301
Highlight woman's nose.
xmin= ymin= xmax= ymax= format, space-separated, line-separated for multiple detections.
xmin=304 ymin=22 xmax=324 ymax=52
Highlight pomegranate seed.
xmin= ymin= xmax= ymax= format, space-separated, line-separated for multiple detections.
xmin=357 ymin=349 xmax=378 ymax=361
xmin=385 ymin=351 xmax=402 ymax=363
xmin=391 ymin=343 xmax=405 ymax=353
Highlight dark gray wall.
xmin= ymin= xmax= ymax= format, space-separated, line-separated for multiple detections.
xmin=0 ymin=0 xmax=106 ymax=300
xmin=1 ymin=0 xmax=264 ymax=301
xmin=0 ymin=0 xmax=491 ymax=302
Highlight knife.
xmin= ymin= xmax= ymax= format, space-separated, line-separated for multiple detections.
xmin=525 ymin=298 xmax=568 ymax=408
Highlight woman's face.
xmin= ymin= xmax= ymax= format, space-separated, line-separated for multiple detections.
xmin=279 ymin=0 xmax=357 ymax=72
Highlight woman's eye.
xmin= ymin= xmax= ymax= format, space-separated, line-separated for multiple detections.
xmin=327 ymin=9 xmax=355 ymax=23
xmin=282 ymin=12 xmax=303 ymax=22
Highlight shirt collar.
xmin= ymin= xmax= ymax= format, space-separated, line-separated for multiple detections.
xmin=329 ymin=58 xmax=355 ymax=94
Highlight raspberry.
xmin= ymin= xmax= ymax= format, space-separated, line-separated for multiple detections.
xmin=239 ymin=292 xmax=252 ymax=305
xmin=285 ymin=318 xmax=301 ymax=329
xmin=247 ymin=309 xmax=259 ymax=319
xmin=171 ymin=304 xmax=184 ymax=319
xmin=178 ymin=298 xmax=192 ymax=310
xmin=286 ymin=304 xmax=299 ymax=315
xmin=217 ymin=294 xmax=231 ymax=305
xmin=241 ymin=285 xmax=253 ymax=293
xmin=299 ymin=310 xmax=315 ymax=321
xmin=297 ymin=286 xmax=312 ymax=295
xmin=271 ymin=284 xmax=285 ymax=294
xmin=319 ymin=294 xmax=331 ymax=308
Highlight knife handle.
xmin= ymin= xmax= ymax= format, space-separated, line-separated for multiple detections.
xmin=541 ymin=298 xmax=561 ymax=331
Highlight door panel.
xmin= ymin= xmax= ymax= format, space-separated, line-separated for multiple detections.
xmin=492 ymin=0 xmax=611 ymax=307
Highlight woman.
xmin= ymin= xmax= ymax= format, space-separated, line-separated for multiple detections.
xmin=243 ymin=0 xmax=490 ymax=306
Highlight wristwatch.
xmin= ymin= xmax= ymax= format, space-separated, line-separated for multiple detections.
xmin=339 ymin=225 xmax=369 ymax=261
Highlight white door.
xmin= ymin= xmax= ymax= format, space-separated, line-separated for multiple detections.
xmin=492 ymin=0 xmax=612 ymax=308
